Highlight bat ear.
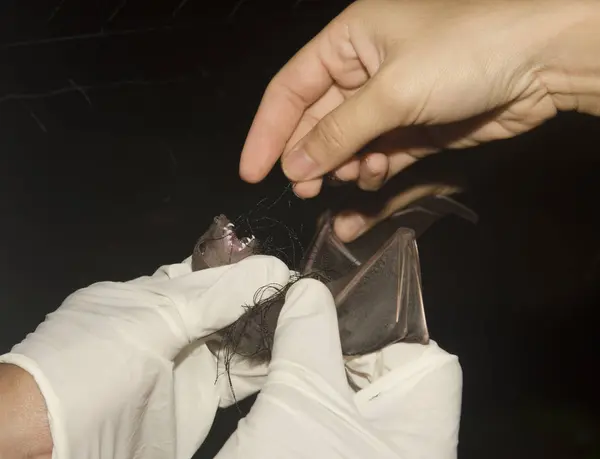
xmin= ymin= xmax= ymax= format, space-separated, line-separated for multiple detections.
xmin=336 ymin=228 xmax=429 ymax=356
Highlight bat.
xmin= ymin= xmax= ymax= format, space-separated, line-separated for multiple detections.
xmin=191 ymin=195 xmax=478 ymax=366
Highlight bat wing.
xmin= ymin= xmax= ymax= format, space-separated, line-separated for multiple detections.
xmin=336 ymin=228 xmax=426 ymax=355
xmin=301 ymin=195 xmax=478 ymax=356
xmin=343 ymin=194 xmax=478 ymax=264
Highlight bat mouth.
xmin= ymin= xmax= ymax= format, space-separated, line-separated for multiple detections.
xmin=222 ymin=220 xmax=256 ymax=255
xmin=194 ymin=214 xmax=258 ymax=268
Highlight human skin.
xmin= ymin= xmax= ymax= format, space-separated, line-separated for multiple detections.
xmin=3 ymin=0 xmax=600 ymax=457
xmin=0 ymin=364 xmax=52 ymax=459
xmin=239 ymin=0 xmax=600 ymax=242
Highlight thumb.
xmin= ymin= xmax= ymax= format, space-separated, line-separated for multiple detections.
xmin=151 ymin=255 xmax=291 ymax=341
xmin=270 ymin=278 xmax=349 ymax=390
xmin=280 ymin=70 xmax=403 ymax=182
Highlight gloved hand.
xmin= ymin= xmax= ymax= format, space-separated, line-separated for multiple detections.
xmin=0 ymin=255 xmax=290 ymax=459
xmin=216 ymin=278 xmax=462 ymax=459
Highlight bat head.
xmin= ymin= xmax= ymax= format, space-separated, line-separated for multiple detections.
xmin=191 ymin=214 xmax=259 ymax=271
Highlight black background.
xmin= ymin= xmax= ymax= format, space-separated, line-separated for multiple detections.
xmin=0 ymin=1 xmax=598 ymax=458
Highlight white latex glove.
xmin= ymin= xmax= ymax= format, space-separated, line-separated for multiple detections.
xmin=0 ymin=254 xmax=290 ymax=459
xmin=217 ymin=278 xmax=462 ymax=459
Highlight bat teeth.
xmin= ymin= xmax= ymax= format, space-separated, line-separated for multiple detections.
xmin=240 ymin=235 xmax=255 ymax=247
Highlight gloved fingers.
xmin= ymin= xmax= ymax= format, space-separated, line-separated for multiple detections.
xmin=269 ymin=278 xmax=349 ymax=392
xmin=172 ymin=344 xmax=222 ymax=458
xmin=170 ymin=342 xmax=267 ymax=449
xmin=216 ymin=354 xmax=269 ymax=407
xmin=63 ymin=255 xmax=289 ymax=360
xmin=126 ymin=258 xmax=194 ymax=286
xmin=175 ymin=255 xmax=291 ymax=340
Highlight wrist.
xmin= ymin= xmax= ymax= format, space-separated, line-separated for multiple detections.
xmin=536 ymin=0 xmax=600 ymax=116
xmin=0 ymin=363 xmax=52 ymax=459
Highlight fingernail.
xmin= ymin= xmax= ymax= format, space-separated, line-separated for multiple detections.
xmin=291 ymin=179 xmax=322 ymax=199
xmin=283 ymin=147 xmax=317 ymax=181
xmin=335 ymin=214 xmax=367 ymax=242
xmin=290 ymin=182 xmax=307 ymax=200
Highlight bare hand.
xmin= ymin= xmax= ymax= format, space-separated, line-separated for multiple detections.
xmin=239 ymin=0 xmax=595 ymax=239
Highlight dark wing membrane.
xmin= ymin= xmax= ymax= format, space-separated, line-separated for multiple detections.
xmin=300 ymin=195 xmax=477 ymax=356
xmin=336 ymin=228 xmax=428 ymax=355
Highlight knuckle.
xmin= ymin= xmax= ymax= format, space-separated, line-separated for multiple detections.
xmin=285 ymin=278 xmax=335 ymax=312
xmin=237 ymin=255 xmax=290 ymax=281
xmin=312 ymin=114 xmax=347 ymax=153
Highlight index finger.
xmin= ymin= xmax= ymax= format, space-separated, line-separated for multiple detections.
xmin=239 ymin=34 xmax=334 ymax=183
xmin=271 ymin=278 xmax=350 ymax=393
